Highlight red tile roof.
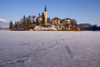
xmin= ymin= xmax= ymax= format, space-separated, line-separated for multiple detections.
xmin=38 ymin=14 xmax=42 ymax=18
xmin=52 ymin=17 xmax=60 ymax=20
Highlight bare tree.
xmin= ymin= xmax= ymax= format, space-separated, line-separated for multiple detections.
xmin=32 ymin=15 xmax=36 ymax=24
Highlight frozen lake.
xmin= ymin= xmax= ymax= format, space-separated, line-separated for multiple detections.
xmin=0 ymin=31 xmax=100 ymax=67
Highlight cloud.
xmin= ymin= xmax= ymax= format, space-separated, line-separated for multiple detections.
xmin=0 ymin=19 xmax=8 ymax=23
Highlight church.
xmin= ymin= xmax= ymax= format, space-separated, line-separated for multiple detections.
xmin=37 ymin=5 xmax=47 ymax=25
xmin=37 ymin=6 xmax=61 ymax=26
xmin=35 ymin=6 xmax=79 ymax=31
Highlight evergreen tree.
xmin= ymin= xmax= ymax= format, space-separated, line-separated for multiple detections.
xmin=22 ymin=15 xmax=26 ymax=30
xmin=14 ymin=22 xmax=18 ymax=30
xmin=25 ymin=16 xmax=31 ymax=30
xmin=41 ymin=12 xmax=45 ymax=24
xmin=9 ymin=21 xmax=13 ymax=30
xmin=26 ymin=22 xmax=30 ymax=30
xmin=28 ymin=15 xmax=32 ymax=26
xmin=93 ymin=25 xmax=97 ymax=30
xmin=28 ymin=15 xmax=31 ymax=21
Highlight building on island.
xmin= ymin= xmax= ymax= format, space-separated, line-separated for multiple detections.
xmin=34 ymin=6 xmax=80 ymax=31
xmin=44 ymin=5 xmax=47 ymax=25
xmin=52 ymin=17 xmax=60 ymax=25
xmin=10 ymin=5 xmax=80 ymax=31
xmin=61 ymin=18 xmax=71 ymax=26
xmin=36 ymin=5 xmax=47 ymax=25
xmin=38 ymin=13 xmax=42 ymax=24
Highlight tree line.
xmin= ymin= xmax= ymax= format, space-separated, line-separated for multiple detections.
xmin=9 ymin=12 xmax=47 ymax=30
xmin=9 ymin=15 xmax=36 ymax=30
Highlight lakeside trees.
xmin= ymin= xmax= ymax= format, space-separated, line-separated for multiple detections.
xmin=9 ymin=21 xmax=13 ymax=30
xmin=78 ymin=24 xmax=100 ymax=31
xmin=9 ymin=15 xmax=37 ymax=30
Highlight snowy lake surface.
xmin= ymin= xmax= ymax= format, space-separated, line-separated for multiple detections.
xmin=0 ymin=30 xmax=100 ymax=67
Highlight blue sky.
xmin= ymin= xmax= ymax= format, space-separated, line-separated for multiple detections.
xmin=0 ymin=0 xmax=100 ymax=25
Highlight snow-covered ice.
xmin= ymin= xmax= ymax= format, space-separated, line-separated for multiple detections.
xmin=0 ymin=30 xmax=100 ymax=67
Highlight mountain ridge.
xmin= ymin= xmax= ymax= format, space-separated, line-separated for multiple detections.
xmin=0 ymin=21 xmax=9 ymax=28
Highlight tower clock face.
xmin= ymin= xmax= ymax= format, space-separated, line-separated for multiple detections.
xmin=45 ymin=13 xmax=47 ymax=16
xmin=44 ymin=12 xmax=47 ymax=17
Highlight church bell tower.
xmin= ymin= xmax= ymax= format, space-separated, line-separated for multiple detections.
xmin=44 ymin=5 xmax=47 ymax=25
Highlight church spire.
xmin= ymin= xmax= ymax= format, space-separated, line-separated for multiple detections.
xmin=44 ymin=5 xmax=47 ymax=12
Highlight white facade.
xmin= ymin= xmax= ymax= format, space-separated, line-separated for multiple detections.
xmin=52 ymin=20 xmax=60 ymax=25
xmin=38 ymin=18 xmax=42 ymax=23
xmin=44 ymin=11 xmax=47 ymax=25
xmin=44 ymin=5 xmax=47 ymax=25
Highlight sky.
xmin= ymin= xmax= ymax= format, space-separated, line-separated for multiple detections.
xmin=0 ymin=0 xmax=100 ymax=26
